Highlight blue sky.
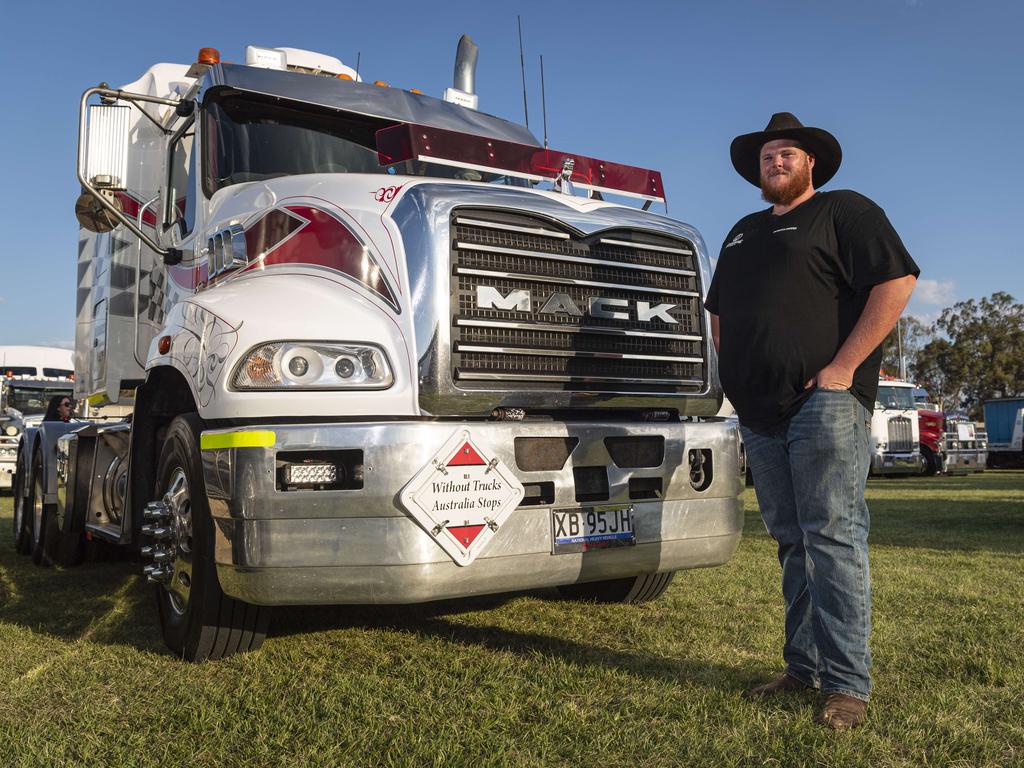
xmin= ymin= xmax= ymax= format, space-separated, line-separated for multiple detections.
xmin=2 ymin=0 xmax=1021 ymax=346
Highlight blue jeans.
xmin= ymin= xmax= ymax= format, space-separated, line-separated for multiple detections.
xmin=740 ymin=388 xmax=873 ymax=702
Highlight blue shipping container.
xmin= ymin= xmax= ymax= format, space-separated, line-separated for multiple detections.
xmin=983 ymin=398 xmax=1024 ymax=448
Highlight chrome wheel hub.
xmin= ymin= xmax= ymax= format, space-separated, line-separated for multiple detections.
xmin=142 ymin=467 xmax=194 ymax=615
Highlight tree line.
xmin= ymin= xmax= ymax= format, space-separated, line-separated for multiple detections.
xmin=879 ymin=292 xmax=1024 ymax=419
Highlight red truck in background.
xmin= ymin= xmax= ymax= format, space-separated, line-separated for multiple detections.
xmin=914 ymin=388 xmax=987 ymax=475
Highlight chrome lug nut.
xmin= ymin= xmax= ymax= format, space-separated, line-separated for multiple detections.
xmin=140 ymin=524 xmax=172 ymax=539
xmin=144 ymin=501 xmax=170 ymax=519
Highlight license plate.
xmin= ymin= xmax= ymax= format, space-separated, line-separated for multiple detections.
xmin=551 ymin=505 xmax=635 ymax=554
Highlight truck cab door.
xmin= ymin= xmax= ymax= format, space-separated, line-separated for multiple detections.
xmin=154 ymin=113 xmax=203 ymax=334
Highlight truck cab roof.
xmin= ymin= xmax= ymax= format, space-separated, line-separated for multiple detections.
xmin=199 ymin=63 xmax=539 ymax=147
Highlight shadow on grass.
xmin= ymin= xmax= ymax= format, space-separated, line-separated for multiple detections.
xmin=268 ymin=597 xmax=769 ymax=695
xmin=0 ymin=540 xmax=165 ymax=654
xmin=2 ymin=543 xmax=768 ymax=692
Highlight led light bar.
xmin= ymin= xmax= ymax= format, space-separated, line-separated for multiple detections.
xmin=284 ymin=463 xmax=338 ymax=485
xmin=376 ymin=123 xmax=666 ymax=202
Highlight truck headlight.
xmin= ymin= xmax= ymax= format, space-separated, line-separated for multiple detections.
xmin=233 ymin=342 xmax=393 ymax=390
xmin=5 ymin=426 xmax=18 ymax=437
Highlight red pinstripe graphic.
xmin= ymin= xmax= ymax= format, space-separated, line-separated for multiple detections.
xmin=114 ymin=191 xmax=158 ymax=227
xmin=237 ymin=205 xmax=399 ymax=311
xmin=304 ymin=194 xmax=402 ymax=292
xmin=110 ymin=191 xmax=199 ymax=290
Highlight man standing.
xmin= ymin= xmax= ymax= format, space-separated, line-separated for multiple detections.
xmin=706 ymin=113 xmax=919 ymax=730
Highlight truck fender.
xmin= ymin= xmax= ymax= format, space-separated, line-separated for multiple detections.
xmin=15 ymin=426 xmax=40 ymax=501
xmin=125 ymin=366 xmax=198 ymax=545
xmin=33 ymin=422 xmax=82 ymax=505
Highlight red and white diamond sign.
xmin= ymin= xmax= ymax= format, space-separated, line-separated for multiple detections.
xmin=399 ymin=430 xmax=525 ymax=566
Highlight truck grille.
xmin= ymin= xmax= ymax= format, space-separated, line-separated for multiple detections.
xmin=887 ymin=417 xmax=913 ymax=452
xmin=450 ymin=209 xmax=706 ymax=392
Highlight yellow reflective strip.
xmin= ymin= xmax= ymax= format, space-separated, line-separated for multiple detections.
xmin=200 ymin=430 xmax=276 ymax=450
xmin=87 ymin=393 xmax=107 ymax=406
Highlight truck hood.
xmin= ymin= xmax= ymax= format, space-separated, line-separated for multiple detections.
xmin=194 ymin=175 xmax=718 ymax=416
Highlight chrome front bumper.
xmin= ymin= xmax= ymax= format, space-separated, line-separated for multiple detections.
xmin=872 ymin=451 xmax=924 ymax=475
xmin=201 ymin=419 xmax=744 ymax=605
xmin=943 ymin=450 xmax=986 ymax=474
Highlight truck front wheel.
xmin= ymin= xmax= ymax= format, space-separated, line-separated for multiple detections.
xmin=152 ymin=414 xmax=270 ymax=661
xmin=556 ymin=571 xmax=676 ymax=604
xmin=921 ymin=445 xmax=941 ymax=476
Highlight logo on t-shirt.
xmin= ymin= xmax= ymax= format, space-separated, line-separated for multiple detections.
xmin=725 ymin=232 xmax=744 ymax=248
xmin=772 ymin=226 xmax=798 ymax=234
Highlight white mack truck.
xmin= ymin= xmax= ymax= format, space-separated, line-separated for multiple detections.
xmin=14 ymin=40 xmax=743 ymax=661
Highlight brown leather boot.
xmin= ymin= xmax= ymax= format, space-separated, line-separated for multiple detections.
xmin=816 ymin=693 xmax=868 ymax=730
xmin=742 ymin=673 xmax=815 ymax=700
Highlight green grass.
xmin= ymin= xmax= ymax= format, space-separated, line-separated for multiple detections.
xmin=1 ymin=472 xmax=1022 ymax=767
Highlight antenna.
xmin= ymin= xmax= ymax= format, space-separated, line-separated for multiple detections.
xmin=540 ymin=54 xmax=549 ymax=149
xmin=517 ymin=16 xmax=529 ymax=128
xmin=355 ymin=51 xmax=361 ymax=80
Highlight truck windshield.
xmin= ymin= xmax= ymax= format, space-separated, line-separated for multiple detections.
xmin=204 ymin=93 xmax=527 ymax=194
xmin=8 ymin=386 xmax=73 ymax=416
xmin=876 ymin=386 xmax=916 ymax=410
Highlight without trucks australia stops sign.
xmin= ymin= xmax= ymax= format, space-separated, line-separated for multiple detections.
xmin=399 ymin=430 xmax=525 ymax=566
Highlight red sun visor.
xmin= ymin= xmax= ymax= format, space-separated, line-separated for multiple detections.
xmin=376 ymin=123 xmax=665 ymax=203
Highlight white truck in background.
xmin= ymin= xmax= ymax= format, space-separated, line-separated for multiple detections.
xmin=870 ymin=376 xmax=925 ymax=476
xmin=14 ymin=40 xmax=743 ymax=661
xmin=0 ymin=347 xmax=75 ymax=490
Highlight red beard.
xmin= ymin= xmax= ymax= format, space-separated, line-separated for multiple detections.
xmin=760 ymin=159 xmax=812 ymax=205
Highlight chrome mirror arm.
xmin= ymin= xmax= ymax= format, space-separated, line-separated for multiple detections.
xmin=77 ymin=85 xmax=181 ymax=260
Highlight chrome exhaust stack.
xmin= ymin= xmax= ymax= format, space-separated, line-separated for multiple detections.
xmin=444 ymin=35 xmax=479 ymax=110
xmin=454 ymin=35 xmax=478 ymax=95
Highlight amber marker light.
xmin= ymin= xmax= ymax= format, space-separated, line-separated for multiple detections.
xmin=409 ymin=88 xmax=423 ymax=94
xmin=158 ymin=336 xmax=172 ymax=354
xmin=197 ymin=47 xmax=221 ymax=65
xmin=245 ymin=354 xmax=275 ymax=383
xmin=373 ymin=80 xmax=389 ymax=87
xmin=336 ymin=73 xmax=354 ymax=81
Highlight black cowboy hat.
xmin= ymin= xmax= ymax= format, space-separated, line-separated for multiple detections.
xmin=730 ymin=112 xmax=842 ymax=188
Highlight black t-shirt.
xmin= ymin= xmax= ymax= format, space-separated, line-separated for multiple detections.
xmin=706 ymin=190 xmax=920 ymax=432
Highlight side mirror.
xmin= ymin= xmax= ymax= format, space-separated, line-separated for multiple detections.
xmin=77 ymin=85 xmax=183 ymax=260
xmin=84 ymin=104 xmax=131 ymax=191
xmin=75 ymin=190 xmax=121 ymax=233
xmin=77 ymin=102 xmax=130 ymax=234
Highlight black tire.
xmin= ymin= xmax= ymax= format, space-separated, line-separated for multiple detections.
xmin=42 ymin=492 xmax=86 ymax=568
xmin=154 ymin=414 xmax=270 ymax=661
xmin=556 ymin=571 xmax=676 ymax=604
xmin=921 ymin=446 xmax=941 ymax=476
xmin=12 ymin=461 xmax=32 ymax=555
xmin=29 ymin=450 xmax=53 ymax=567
